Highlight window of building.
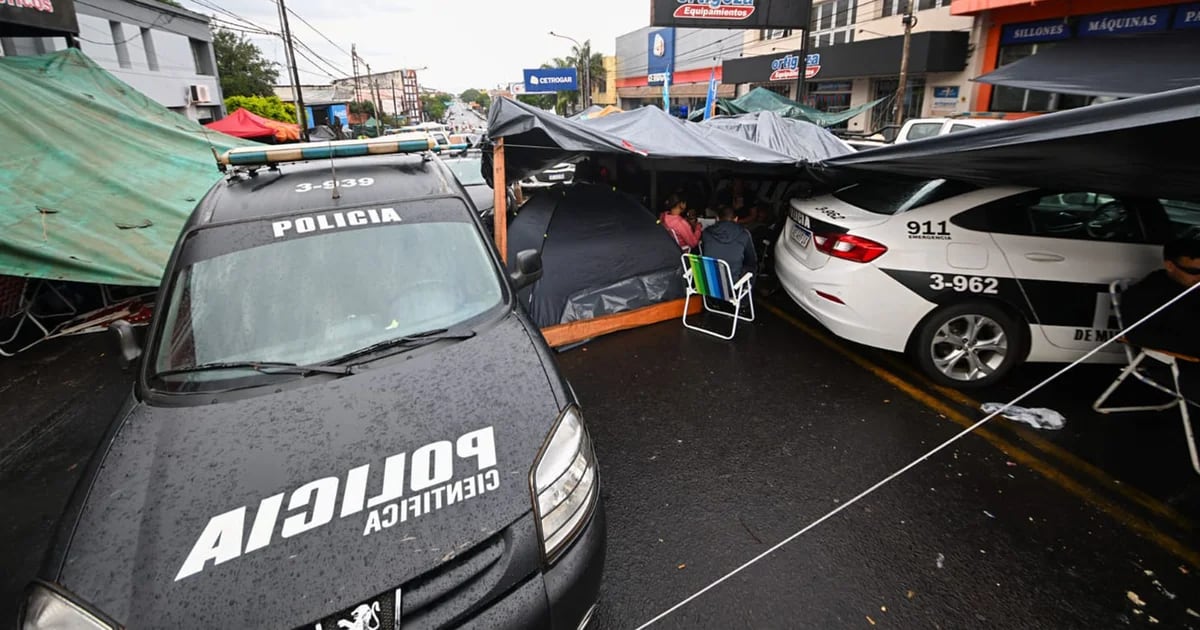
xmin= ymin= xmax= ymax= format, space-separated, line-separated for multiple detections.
xmin=882 ymin=0 xmax=949 ymax=15
xmin=759 ymin=28 xmax=794 ymax=40
xmin=805 ymin=81 xmax=853 ymax=130
xmin=870 ymin=77 xmax=925 ymax=133
xmin=809 ymin=0 xmax=855 ymax=49
xmin=110 ymin=21 xmax=131 ymax=69
xmin=141 ymin=27 xmax=159 ymax=71
xmin=989 ymin=42 xmax=1092 ymax=113
xmin=190 ymin=38 xmax=215 ymax=75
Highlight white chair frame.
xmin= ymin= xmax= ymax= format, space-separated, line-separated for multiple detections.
xmin=681 ymin=254 xmax=755 ymax=340
xmin=1092 ymin=280 xmax=1199 ymax=475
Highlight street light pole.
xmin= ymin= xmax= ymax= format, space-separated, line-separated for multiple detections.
xmin=893 ymin=1 xmax=916 ymax=127
xmin=549 ymin=31 xmax=589 ymax=110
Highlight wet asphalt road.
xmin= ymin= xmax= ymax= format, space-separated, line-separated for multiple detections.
xmin=2 ymin=299 xmax=1199 ymax=628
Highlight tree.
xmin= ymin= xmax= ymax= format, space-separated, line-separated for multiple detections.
xmin=213 ymin=29 xmax=280 ymax=98
xmin=565 ymin=40 xmax=606 ymax=105
xmin=460 ymin=88 xmax=491 ymax=110
xmin=223 ymin=95 xmax=296 ymax=122
xmin=420 ymin=92 xmax=452 ymax=121
xmin=349 ymin=100 xmax=376 ymax=118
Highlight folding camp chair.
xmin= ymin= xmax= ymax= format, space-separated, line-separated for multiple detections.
xmin=1092 ymin=280 xmax=1200 ymax=475
xmin=681 ymin=253 xmax=755 ymax=340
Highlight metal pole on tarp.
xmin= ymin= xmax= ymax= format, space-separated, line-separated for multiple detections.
xmin=493 ymin=138 xmax=508 ymax=263
xmin=894 ymin=1 xmax=916 ymax=127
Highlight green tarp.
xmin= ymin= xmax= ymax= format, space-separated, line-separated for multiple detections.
xmin=0 ymin=49 xmax=255 ymax=287
xmin=706 ymin=87 xmax=886 ymax=127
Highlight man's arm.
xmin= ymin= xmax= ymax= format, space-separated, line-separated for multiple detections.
xmin=742 ymin=231 xmax=758 ymax=276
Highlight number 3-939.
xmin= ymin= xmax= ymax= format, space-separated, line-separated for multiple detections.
xmin=929 ymin=273 xmax=999 ymax=295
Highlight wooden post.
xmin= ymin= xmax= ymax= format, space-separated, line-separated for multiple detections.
xmin=492 ymin=137 xmax=508 ymax=263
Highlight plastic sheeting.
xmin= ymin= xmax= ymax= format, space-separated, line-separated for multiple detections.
xmin=974 ymin=33 xmax=1200 ymax=98
xmin=820 ymin=85 xmax=1200 ymax=203
xmin=711 ymin=87 xmax=887 ymax=127
xmin=0 ymin=49 xmax=254 ymax=286
xmin=506 ymin=183 xmax=685 ymax=327
xmin=701 ymin=111 xmax=856 ymax=162
xmin=484 ymin=96 xmax=802 ymax=186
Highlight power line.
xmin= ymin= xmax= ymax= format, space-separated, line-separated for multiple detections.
xmin=276 ymin=0 xmax=349 ymax=57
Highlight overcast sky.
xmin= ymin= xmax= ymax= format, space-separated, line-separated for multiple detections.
xmin=202 ymin=0 xmax=651 ymax=93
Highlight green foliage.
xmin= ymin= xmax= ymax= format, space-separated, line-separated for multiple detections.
xmin=224 ymin=95 xmax=296 ymax=123
xmin=349 ymin=100 xmax=376 ymax=117
xmin=212 ymin=29 xmax=280 ymax=98
xmin=460 ymin=88 xmax=491 ymax=110
xmin=420 ymin=92 xmax=453 ymax=121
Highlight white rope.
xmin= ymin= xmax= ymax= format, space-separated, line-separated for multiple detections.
xmin=636 ymin=279 xmax=1200 ymax=629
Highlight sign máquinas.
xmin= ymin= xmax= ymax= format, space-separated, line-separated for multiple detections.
xmin=1078 ymin=6 xmax=1172 ymax=37
xmin=523 ymin=67 xmax=579 ymax=94
xmin=651 ymin=0 xmax=812 ymax=29
xmin=0 ymin=0 xmax=79 ymax=35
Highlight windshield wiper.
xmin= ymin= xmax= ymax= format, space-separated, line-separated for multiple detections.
xmin=156 ymin=361 xmax=353 ymax=379
xmin=333 ymin=328 xmax=477 ymax=367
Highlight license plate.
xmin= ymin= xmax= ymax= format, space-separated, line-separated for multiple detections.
xmin=546 ymin=173 xmax=566 ymax=181
xmin=790 ymin=223 xmax=812 ymax=248
xmin=302 ymin=588 xmax=401 ymax=630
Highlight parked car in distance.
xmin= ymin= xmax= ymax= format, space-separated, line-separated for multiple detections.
xmin=521 ymin=163 xmax=576 ymax=189
xmin=774 ymin=175 xmax=1200 ymax=388
xmin=893 ymin=117 xmax=1007 ymax=143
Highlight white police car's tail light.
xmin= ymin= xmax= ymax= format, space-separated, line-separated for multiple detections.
xmin=22 ymin=582 xmax=116 ymax=630
xmin=813 ymin=233 xmax=888 ymax=263
xmin=531 ymin=406 xmax=598 ymax=562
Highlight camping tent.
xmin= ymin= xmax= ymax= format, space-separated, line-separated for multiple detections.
xmin=821 ymin=84 xmax=1200 ymax=203
xmin=0 ymin=49 xmax=254 ymax=286
xmin=703 ymin=87 xmax=885 ymax=128
xmin=701 ymin=111 xmax=855 ymax=162
xmin=205 ymin=107 xmax=301 ymax=143
xmin=506 ymin=184 xmax=685 ymax=328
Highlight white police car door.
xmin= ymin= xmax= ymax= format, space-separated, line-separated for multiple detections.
xmin=981 ymin=191 xmax=1163 ymax=353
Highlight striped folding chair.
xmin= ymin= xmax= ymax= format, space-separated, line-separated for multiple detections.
xmin=680 ymin=253 xmax=755 ymax=340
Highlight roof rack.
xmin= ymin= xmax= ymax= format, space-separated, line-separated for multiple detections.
xmin=218 ymin=133 xmax=439 ymax=168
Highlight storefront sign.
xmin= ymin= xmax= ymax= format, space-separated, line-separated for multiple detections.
xmin=1078 ymin=6 xmax=1172 ymax=37
xmin=522 ymin=68 xmax=578 ymax=94
xmin=1173 ymin=3 xmax=1200 ymax=29
xmin=647 ymin=28 xmax=675 ymax=86
xmin=722 ymin=32 xmax=966 ymax=84
xmin=1000 ymin=19 xmax=1071 ymax=45
xmin=0 ymin=0 xmax=78 ymax=35
xmin=651 ymin=0 xmax=812 ymax=29
xmin=931 ymin=86 xmax=959 ymax=112
xmin=805 ymin=53 xmax=820 ymax=79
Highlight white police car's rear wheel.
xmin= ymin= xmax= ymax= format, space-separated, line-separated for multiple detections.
xmin=914 ymin=302 xmax=1022 ymax=389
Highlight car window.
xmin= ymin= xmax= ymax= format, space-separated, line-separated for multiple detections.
xmin=833 ymin=178 xmax=977 ymax=216
xmin=948 ymin=123 xmax=976 ymax=133
xmin=444 ymin=157 xmax=486 ymax=186
xmin=958 ymin=191 xmax=1146 ymax=243
xmin=905 ymin=122 xmax=943 ymax=141
xmin=153 ymin=208 xmax=501 ymax=382
xmin=1160 ymin=198 xmax=1200 ymax=240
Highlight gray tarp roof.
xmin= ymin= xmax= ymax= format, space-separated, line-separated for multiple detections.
xmin=820 ymin=84 xmax=1200 ymax=202
xmin=700 ymin=111 xmax=856 ymax=163
xmin=974 ymin=32 xmax=1200 ymax=98
xmin=484 ymin=96 xmax=805 ymax=185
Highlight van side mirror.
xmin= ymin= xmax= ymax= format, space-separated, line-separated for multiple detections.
xmin=109 ymin=319 xmax=142 ymax=371
xmin=509 ymin=249 xmax=543 ymax=291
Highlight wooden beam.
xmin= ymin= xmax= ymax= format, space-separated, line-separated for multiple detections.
xmin=492 ymin=137 xmax=507 ymax=263
xmin=540 ymin=298 xmax=702 ymax=348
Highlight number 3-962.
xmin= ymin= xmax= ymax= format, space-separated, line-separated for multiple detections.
xmin=929 ymin=273 xmax=999 ymax=295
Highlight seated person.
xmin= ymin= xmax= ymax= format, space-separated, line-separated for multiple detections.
xmin=700 ymin=204 xmax=758 ymax=284
xmin=1122 ymin=238 xmax=1200 ymax=358
xmin=660 ymin=193 xmax=701 ymax=251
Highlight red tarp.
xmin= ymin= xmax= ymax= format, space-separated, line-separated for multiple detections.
xmin=205 ymin=108 xmax=300 ymax=142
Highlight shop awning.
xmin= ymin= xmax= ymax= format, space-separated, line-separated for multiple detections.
xmin=974 ymin=33 xmax=1200 ymax=98
xmin=821 ymin=84 xmax=1200 ymax=202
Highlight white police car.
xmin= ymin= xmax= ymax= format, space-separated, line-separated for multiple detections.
xmin=774 ymin=176 xmax=1200 ymax=387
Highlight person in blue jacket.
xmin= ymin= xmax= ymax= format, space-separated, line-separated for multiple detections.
xmin=700 ymin=203 xmax=758 ymax=283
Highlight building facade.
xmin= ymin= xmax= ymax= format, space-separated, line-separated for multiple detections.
xmin=728 ymin=0 xmax=981 ymax=135
xmin=951 ymin=0 xmax=1199 ymax=113
xmin=1 ymin=0 xmax=224 ymax=122
xmin=330 ymin=68 xmax=422 ymax=124
xmin=591 ymin=55 xmax=618 ymax=106
xmin=614 ymin=26 xmax=740 ymax=113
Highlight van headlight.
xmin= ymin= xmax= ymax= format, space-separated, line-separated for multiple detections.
xmin=22 ymin=582 xmax=116 ymax=630
xmin=531 ymin=405 xmax=598 ymax=563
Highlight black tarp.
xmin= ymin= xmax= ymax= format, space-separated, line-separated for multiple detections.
xmin=974 ymin=32 xmax=1200 ymax=98
xmin=821 ymin=85 xmax=1200 ymax=202
xmin=484 ymin=96 xmax=802 ymax=185
xmin=506 ymin=183 xmax=685 ymax=328
xmin=700 ymin=111 xmax=856 ymax=162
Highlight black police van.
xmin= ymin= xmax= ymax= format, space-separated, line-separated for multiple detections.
xmin=20 ymin=136 xmax=605 ymax=629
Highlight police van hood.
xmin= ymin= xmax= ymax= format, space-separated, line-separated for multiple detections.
xmin=56 ymin=314 xmax=562 ymax=627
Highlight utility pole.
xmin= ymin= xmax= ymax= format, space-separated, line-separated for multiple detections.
xmin=277 ymin=0 xmax=308 ymax=140
xmin=351 ymin=44 xmax=361 ymax=104
xmin=893 ymin=0 xmax=916 ymax=127
xmin=391 ymin=78 xmax=398 ymax=118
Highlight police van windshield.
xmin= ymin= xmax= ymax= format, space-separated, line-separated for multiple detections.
xmin=151 ymin=200 xmax=501 ymax=383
